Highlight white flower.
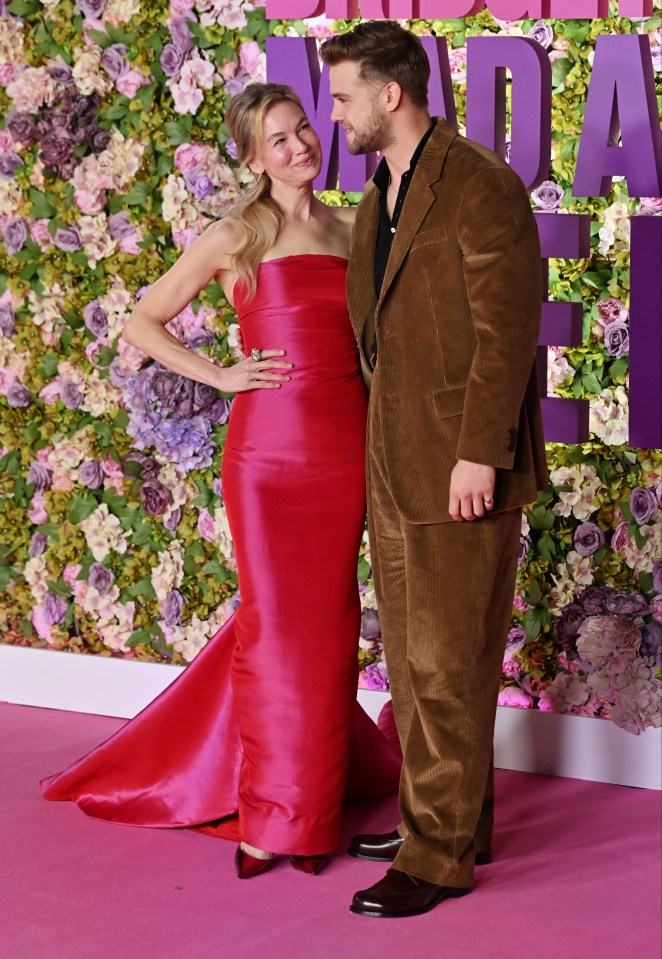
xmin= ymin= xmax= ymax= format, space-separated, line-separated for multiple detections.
xmin=72 ymin=47 xmax=112 ymax=96
xmin=152 ymin=542 xmax=185 ymax=601
xmin=80 ymin=503 xmax=129 ymax=562
xmin=590 ymin=385 xmax=629 ymax=446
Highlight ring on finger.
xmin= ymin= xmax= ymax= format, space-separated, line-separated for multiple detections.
xmin=251 ymin=347 xmax=262 ymax=362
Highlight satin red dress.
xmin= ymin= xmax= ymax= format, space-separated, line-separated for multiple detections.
xmin=41 ymin=254 xmax=400 ymax=855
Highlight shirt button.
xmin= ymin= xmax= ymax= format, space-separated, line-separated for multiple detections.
xmin=391 ymin=226 xmax=396 ymax=233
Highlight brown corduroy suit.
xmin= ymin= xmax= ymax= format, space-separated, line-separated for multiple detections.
xmin=346 ymin=118 xmax=548 ymax=888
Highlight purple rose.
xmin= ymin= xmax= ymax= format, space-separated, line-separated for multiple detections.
xmin=79 ymin=459 xmax=104 ymax=489
xmin=573 ymin=522 xmax=605 ymax=557
xmin=43 ymin=591 xmax=67 ymax=626
xmin=604 ymin=320 xmax=629 ymax=358
xmin=90 ymin=128 xmax=111 ymax=154
xmin=0 ymin=151 xmax=24 ymax=178
xmin=3 ymin=218 xmax=28 ymax=254
xmin=76 ymin=0 xmax=106 ymax=17
xmin=641 ymin=623 xmax=662 ymax=667
xmin=48 ymin=60 xmax=74 ymax=85
xmin=577 ymin=585 xmax=612 ymax=615
xmin=555 ymin=603 xmax=585 ymax=656
xmin=60 ymin=380 xmax=84 ymax=410
xmin=5 ymin=111 xmax=38 ymax=145
xmin=151 ymin=368 xmax=179 ymax=404
xmin=360 ymin=609 xmax=381 ymax=640
xmin=187 ymin=328 xmax=214 ymax=351
xmin=160 ymin=43 xmax=185 ymax=78
xmin=53 ymin=227 xmax=83 ymax=252
xmin=29 ymin=532 xmax=48 ymax=558
xmin=193 ymin=381 xmax=216 ymax=411
xmin=518 ymin=535 xmax=531 ymax=565
xmin=121 ymin=450 xmax=159 ymax=479
xmin=27 ymin=461 xmax=52 ymax=491
xmin=83 ymin=301 xmax=109 ymax=338
xmin=163 ymin=507 xmax=181 ymax=531
xmin=528 ymin=19 xmax=554 ymax=49
xmin=604 ymin=591 xmax=648 ymax=616
xmin=361 ymin=664 xmax=388 ymax=691
xmin=40 ymin=137 xmax=76 ymax=179
xmin=0 ymin=303 xmax=16 ymax=336
xmin=207 ymin=397 xmax=231 ymax=425
xmin=169 ymin=16 xmax=194 ymax=53
xmin=6 ymin=381 xmax=31 ymax=407
xmin=88 ymin=562 xmax=114 ymax=596
xmin=163 ymin=589 xmax=185 ymax=627
xmin=192 ymin=174 xmax=215 ymax=201
xmin=101 ymin=43 xmax=129 ymax=79
xmin=630 ymin=487 xmax=658 ymax=525
xmin=107 ymin=212 xmax=134 ymax=239
xmin=654 ymin=559 xmax=662 ymax=594
xmin=530 ymin=179 xmax=564 ymax=211
xmin=140 ymin=479 xmax=173 ymax=515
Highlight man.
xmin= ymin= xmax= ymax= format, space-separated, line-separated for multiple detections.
xmin=319 ymin=22 xmax=548 ymax=918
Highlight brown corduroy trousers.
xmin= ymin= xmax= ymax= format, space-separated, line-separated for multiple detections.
xmin=367 ymin=427 xmax=521 ymax=889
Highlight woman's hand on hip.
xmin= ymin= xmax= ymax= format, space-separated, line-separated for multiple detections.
xmin=219 ymin=350 xmax=292 ymax=393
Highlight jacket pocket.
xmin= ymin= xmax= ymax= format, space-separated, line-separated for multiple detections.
xmin=410 ymin=226 xmax=448 ymax=251
xmin=432 ymin=384 xmax=466 ymax=420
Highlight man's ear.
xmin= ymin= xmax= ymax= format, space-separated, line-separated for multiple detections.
xmin=383 ymin=81 xmax=403 ymax=113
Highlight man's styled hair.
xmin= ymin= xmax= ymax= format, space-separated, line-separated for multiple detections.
xmin=319 ymin=21 xmax=430 ymax=108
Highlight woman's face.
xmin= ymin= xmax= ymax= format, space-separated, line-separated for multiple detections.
xmin=250 ymin=100 xmax=322 ymax=187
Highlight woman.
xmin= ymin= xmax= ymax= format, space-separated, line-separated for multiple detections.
xmin=41 ymin=83 xmax=400 ymax=878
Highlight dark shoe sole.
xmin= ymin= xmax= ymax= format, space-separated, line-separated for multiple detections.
xmin=349 ymin=886 xmax=471 ymax=918
xmin=349 ymin=849 xmax=493 ymax=866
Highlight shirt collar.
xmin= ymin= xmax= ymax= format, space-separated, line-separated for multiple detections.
xmin=372 ymin=117 xmax=437 ymax=193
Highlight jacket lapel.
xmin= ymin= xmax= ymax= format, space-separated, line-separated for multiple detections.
xmin=376 ymin=118 xmax=457 ymax=314
xmin=346 ymin=183 xmax=379 ymax=363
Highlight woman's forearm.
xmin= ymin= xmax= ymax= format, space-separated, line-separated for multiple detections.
xmin=123 ymin=311 xmax=229 ymax=391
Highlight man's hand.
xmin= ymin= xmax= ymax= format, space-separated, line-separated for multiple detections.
xmin=448 ymin=460 xmax=496 ymax=522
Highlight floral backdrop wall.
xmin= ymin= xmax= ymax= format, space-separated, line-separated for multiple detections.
xmin=0 ymin=0 xmax=660 ymax=735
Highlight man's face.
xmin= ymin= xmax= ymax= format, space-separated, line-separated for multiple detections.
xmin=329 ymin=61 xmax=394 ymax=155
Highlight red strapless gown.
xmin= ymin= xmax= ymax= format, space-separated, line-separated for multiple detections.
xmin=41 ymin=254 xmax=400 ymax=855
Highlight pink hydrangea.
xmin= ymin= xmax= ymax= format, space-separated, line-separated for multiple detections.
xmin=174 ymin=143 xmax=208 ymax=173
xmin=448 ymin=47 xmax=467 ymax=82
xmin=197 ymin=507 xmax=217 ymax=542
xmin=27 ymin=492 xmax=48 ymax=524
xmin=239 ymin=41 xmax=261 ymax=75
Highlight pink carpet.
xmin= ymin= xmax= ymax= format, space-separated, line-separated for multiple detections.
xmin=1 ymin=702 xmax=660 ymax=959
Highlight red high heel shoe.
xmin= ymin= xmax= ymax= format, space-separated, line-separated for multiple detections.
xmin=234 ymin=846 xmax=283 ymax=879
xmin=289 ymin=854 xmax=330 ymax=875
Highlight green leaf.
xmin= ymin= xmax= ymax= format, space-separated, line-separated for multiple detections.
xmin=536 ymin=533 xmax=556 ymax=564
xmin=638 ymin=571 xmax=654 ymax=595
xmin=129 ymin=577 xmax=157 ymax=601
xmin=103 ymin=104 xmax=129 ymax=121
xmin=87 ymin=27 xmax=114 ymax=49
xmin=121 ymin=182 xmax=153 ymax=207
xmin=46 ymin=579 xmax=72 ymax=597
xmin=68 ymin=498 xmax=98 ymax=524
xmin=8 ymin=0 xmax=40 ymax=15
xmin=163 ymin=121 xmax=193 ymax=146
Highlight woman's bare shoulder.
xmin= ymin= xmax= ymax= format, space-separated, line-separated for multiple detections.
xmin=203 ymin=216 xmax=247 ymax=259
xmin=330 ymin=204 xmax=358 ymax=225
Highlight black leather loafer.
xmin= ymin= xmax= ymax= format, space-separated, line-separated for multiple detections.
xmin=348 ymin=829 xmax=492 ymax=865
xmin=350 ymin=868 xmax=471 ymax=918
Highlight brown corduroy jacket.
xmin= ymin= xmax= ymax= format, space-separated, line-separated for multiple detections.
xmin=347 ymin=117 xmax=549 ymax=525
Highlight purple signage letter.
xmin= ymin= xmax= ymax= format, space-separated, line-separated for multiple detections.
xmin=486 ymin=1 xmax=549 ymax=16
xmin=550 ymin=0 xmax=608 ymax=15
xmin=421 ymin=36 xmax=458 ymax=130
xmin=265 ymin=0 xmax=321 ymax=17
xmin=466 ymin=37 xmax=551 ymax=191
xmin=629 ymin=215 xmax=662 ymax=449
xmin=573 ymin=35 xmax=661 ymax=198
xmin=266 ymin=37 xmax=375 ymax=192
xmin=534 ymin=213 xmax=591 ymax=444
xmin=618 ymin=0 xmax=653 ymax=13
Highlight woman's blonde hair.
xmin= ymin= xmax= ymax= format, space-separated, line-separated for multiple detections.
xmin=225 ymin=82 xmax=305 ymax=298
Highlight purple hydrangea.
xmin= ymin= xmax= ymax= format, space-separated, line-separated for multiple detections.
xmin=604 ymin=321 xmax=629 ymax=358
xmin=6 ymin=381 xmax=31 ymax=407
xmin=101 ymin=43 xmax=129 ymax=80
xmin=29 ymin=532 xmax=48 ymax=558
xmin=0 ymin=151 xmax=24 ymax=178
xmin=60 ymin=380 xmax=84 ymax=410
xmin=88 ymin=562 xmax=114 ymax=595
xmin=0 ymin=303 xmax=16 ymax=336
xmin=27 ymin=460 xmax=52 ymax=492
xmin=630 ymin=487 xmax=658 ymax=525
xmin=53 ymin=227 xmax=83 ymax=252
xmin=3 ymin=218 xmax=28 ymax=254
xmin=83 ymin=301 xmax=109 ymax=338
xmin=163 ymin=589 xmax=185 ymax=627
xmin=79 ymin=459 xmax=104 ymax=489
xmin=573 ymin=522 xmax=605 ymax=557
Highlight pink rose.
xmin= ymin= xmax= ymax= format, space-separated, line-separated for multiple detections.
xmin=39 ymin=381 xmax=63 ymax=404
xmin=498 ymin=686 xmax=533 ymax=709
xmin=448 ymin=47 xmax=467 ymax=82
xmin=218 ymin=62 xmax=237 ymax=81
xmin=501 ymin=657 xmax=521 ymax=679
xmin=596 ymin=297 xmax=628 ymax=328
xmin=85 ymin=340 xmax=107 ymax=365
xmin=51 ymin=473 xmax=74 ymax=492
xmin=637 ymin=197 xmax=662 ymax=215
xmin=197 ymin=507 xmax=216 ymax=541
xmin=27 ymin=492 xmax=48 ymax=524
xmin=174 ymin=142 xmax=208 ymax=174
xmin=29 ymin=218 xmax=53 ymax=250
xmin=611 ymin=521 xmax=630 ymax=553
xmin=115 ymin=68 xmax=149 ymax=99
xmin=239 ymin=41 xmax=261 ymax=75
xmin=62 ymin=564 xmax=82 ymax=588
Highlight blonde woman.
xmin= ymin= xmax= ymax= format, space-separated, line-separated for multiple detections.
xmin=42 ymin=83 xmax=399 ymax=878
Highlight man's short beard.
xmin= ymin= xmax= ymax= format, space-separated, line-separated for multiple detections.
xmin=347 ymin=99 xmax=394 ymax=156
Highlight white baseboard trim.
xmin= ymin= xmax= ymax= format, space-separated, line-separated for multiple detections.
xmin=1 ymin=644 xmax=659 ymax=790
